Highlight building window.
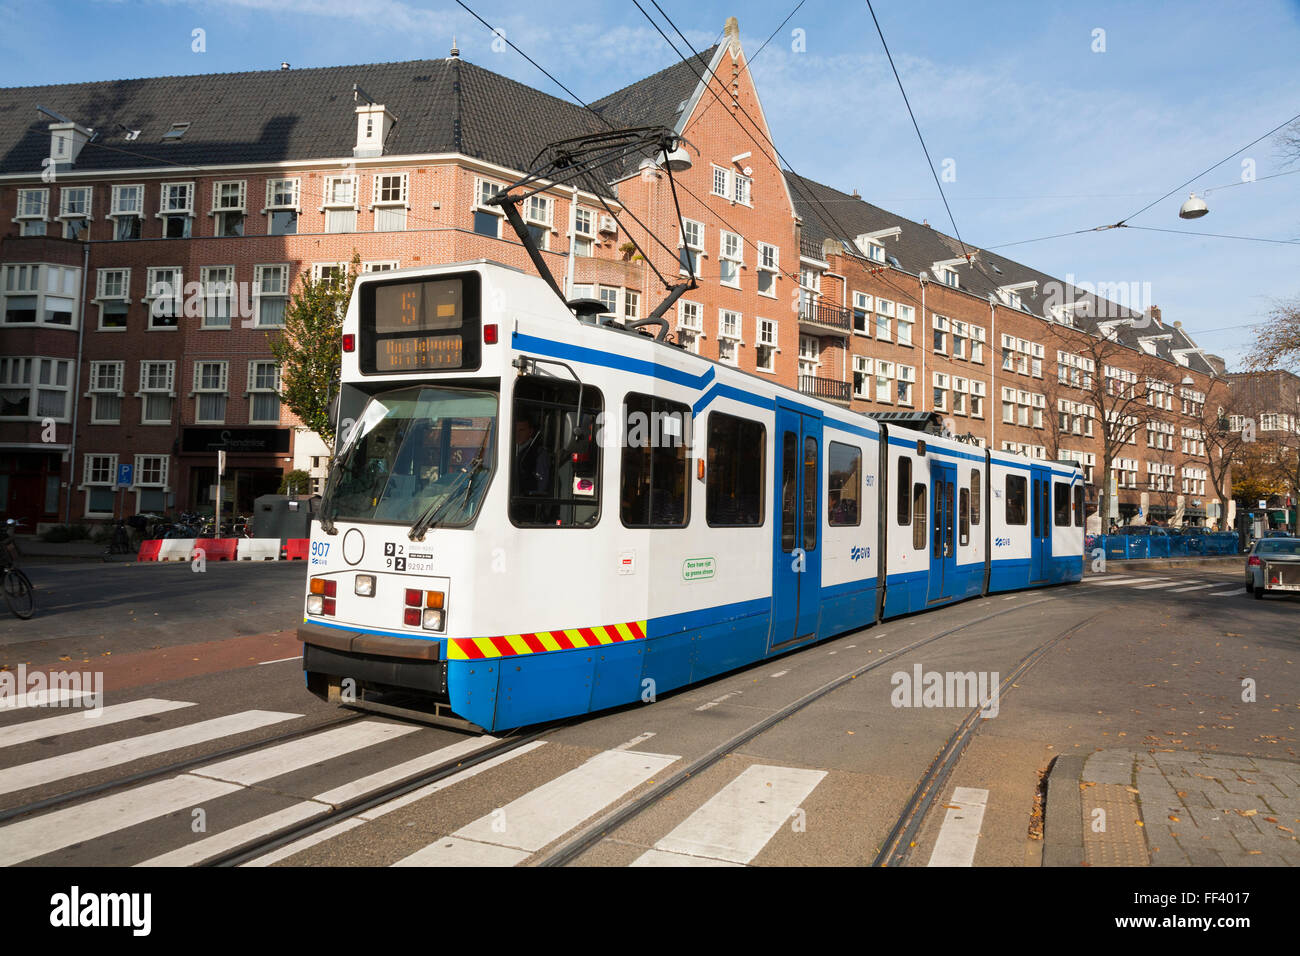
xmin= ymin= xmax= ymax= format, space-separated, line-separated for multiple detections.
xmin=875 ymin=360 xmax=894 ymax=405
xmin=200 ymin=266 xmax=234 ymax=329
xmin=59 ymin=186 xmax=92 ymax=239
xmin=372 ymin=173 xmax=408 ymax=231
xmin=720 ymin=231 xmax=743 ymax=288
xmin=680 ymin=219 xmax=704 ymax=276
xmin=853 ymin=356 xmax=872 ymax=400
xmin=677 ymin=300 xmax=702 ymax=353
xmin=266 ymin=178 xmax=299 ymax=235
xmin=970 ymin=380 xmax=985 ymax=418
xmin=852 ymin=292 xmax=872 ymax=335
xmin=139 ymin=360 xmax=175 ymax=424
xmin=248 ymin=361 xmax=281 ymax=424
xmin=624 ymin=290 xmax=639 ymax=320
xmin=134 ymin=455 xmax=170 ymax=512
xmin=932 ymin=313 xmax=949 ymax=353
xmin=756 ymin=318 xmax=777 ymax=373
xmin=933 ymin=372 xmax=949 ymax=411
xmin=83 ymin=453 xmax=118 ymax=517
xmin=158 ymin=182 xmax=194 ymax=238
xmin=598 ymin=286 xmax=619 ymax=317
xmin=473 ymin=178 xmax=503 ymax=238
xmin=875 ymin=298 xmax=893 ymax=341
xmin=0 ymin=356 xmax=70 ymax=421
xmin=193 ymin=361 xmax=228 ymax=424
xmin=573 ymin=207 xmax=594 ymax=257
xmin=969 ymin=325 xmax=985 ymax=364
xmin=323 ymin=175 xmax=357 ymax=233
xmin=212 ymin=180 xmax=246 ymax=236
xmin=254 ymin=264 xmax=289 ymax=327
xmin=733 ymin=173 xmax=752 ymax=206
xmin=110 ymin=184 xmax=144 ymax=239
xmin=896 ymin=304 xmax=914 ymax=346
xmin=14 ymin=188 xmax=49 ymax=235
xmin=897 ymin=364 xmax=915 ymax=405
xmin=89 ymin=361 xmax=124 ymax=424
xmin=952 ymin=377 xmax=967 ymax=416
xmin=144 ymin=267 xmax=182 ymax=329
xmin=96 ymin=267 xmax=130 ymax=330
xmin=718 ymin=309 xmax=742 ymax=365
xmin=712 ymin=165 xmax=728 ymax=196
xmin=3 ymin=263 xmax=80 ymax=328
xmin=757 ymin=243 xmax=778 ymax=297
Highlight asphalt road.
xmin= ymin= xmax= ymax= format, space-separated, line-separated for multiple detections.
xmin=0 ymin=563 xmax=1294 ymax=868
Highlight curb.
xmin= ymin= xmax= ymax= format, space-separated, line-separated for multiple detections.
xmin=1042 ymin=754 xmax=1086 ymax=866
xmin=1097 ymin=556 xmax=1241 ymax=572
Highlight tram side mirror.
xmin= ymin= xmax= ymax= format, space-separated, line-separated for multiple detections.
xmin=325 ymin=378 xmax=341 ymax=430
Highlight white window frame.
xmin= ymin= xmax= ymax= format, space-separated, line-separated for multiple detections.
xmin=719 ymin=231 xmax=744 ymax=288
xmin=82 ymin=453 xmax=119 ymax=518
xmin=94 ymin=267 xmax=131 ymax=331
xmin=14 ymin=188 xmax=50 ymax=234
xmin=875 ymin=360 xmax=895 ymax=405
xmin=137 ymin=360 xmax=176 ymax=425
xmin=199 ymin=265 xmax=235 ymax=329
xmin=853 ymin=355 xmax=873 ymax=400
xmin=265 ymin=178 xmax=301 ymax=211
xmin=247 ymin=360 xmax=281 ymax=425
xmin=144 ymin=267 xmax=182 ymax=330
xmin=679 ymin=218 xmax=705 ymax=276
xmin=87 ymin=360 xmax=124 ymax=425
xmin=254 ymin=264 xmax=289 ymax=328
xmin=896 ymin=364 xmax=915 ymax=406
xmin=756 ymin=318 xmax=778 ymax=373
xmin=192 ymin=360 xmax=229 ymax=425
xmin=4 ymin=263 xmax=81 ymax=329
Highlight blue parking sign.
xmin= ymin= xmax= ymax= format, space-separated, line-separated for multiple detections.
xmin=116 ymin=463 xmax=133 ymax=488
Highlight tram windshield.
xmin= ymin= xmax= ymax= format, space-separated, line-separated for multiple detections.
xmin=323 ymin=386 xmax=497 ymax=526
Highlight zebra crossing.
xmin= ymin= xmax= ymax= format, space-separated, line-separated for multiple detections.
xmin=0 ymin=696 xmax=861 ymax=868
xmin=1081 ymin=575 xmax=1245 ymax=596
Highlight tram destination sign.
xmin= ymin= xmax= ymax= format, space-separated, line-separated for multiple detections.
xmin=360 ymin=272 xmax=482 ymax=374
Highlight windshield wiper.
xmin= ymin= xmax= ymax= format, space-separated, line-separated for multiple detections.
xmin=407 ymin=459 xmax=487 ymax=541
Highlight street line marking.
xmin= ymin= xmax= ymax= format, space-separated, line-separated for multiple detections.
xmin=927 ymin=786 xmax=989 ymax=867
xmin=613 ymin=733 xmax=657 ymax=751
xmin=631 ymin=848 xmax=743 ymax=867
xmin=242 ymin=742 xmax=546 ymax=867
xmin=696 ymin=692 xmax=741 ymax=712
xmin=0 ymin=689 xmax=94 ymax=711
xmin=396 ymin=748 xmax=679 ymax=864
xmin=1085 ymin=577 xmax=1162 ymax=587
xmin=191 ymin=720 xmax=420 ymax=786
xmin=0 ymin=710 xmax=299 ymax=797
xmin=1208 ymin=588 xmax=1245 ymax=597
xmin=313 ymin=735 xmax=494 ymax=806
xmin=395 ymin=836 xmax=530 ymax=867
xmin=0 ymin=699 xmax=195 ymax=749
xmin=1135 ymin=580 xmax=1183 ymax=589
xmin=0 ymin=775 xmax=244 ymax=867
xmin=632 ymin=764 xmax=827 ymax=866
xmin=770 ymin=670 xmax=789 ymax=678
xmin=1169 ymin=583 xmax=1217 ymax=592
xmin=257 ymin=656 xmax=300 ymax=666
xmin=1081 ymin=576 xmax=1142 ymax=585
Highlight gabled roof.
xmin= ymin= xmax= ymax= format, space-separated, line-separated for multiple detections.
xmin=785 ymin=171 xmax=1218 ymax=379
xmin=0 ymin=57 xmax=607 ymax=178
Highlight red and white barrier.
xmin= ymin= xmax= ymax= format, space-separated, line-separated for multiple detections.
xmin=138 ymin=537 xmax=312 ymax=562
xmin=237 ymin=538 xmax=281 ymax=561
xmin=156 ymin=539 xmax=196 ymax=561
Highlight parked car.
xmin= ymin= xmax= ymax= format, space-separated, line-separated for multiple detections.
xmin=1244 ymin=537 xmax=1300 ymax=599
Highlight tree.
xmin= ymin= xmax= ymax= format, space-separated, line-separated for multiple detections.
xmin=1192 ymin=394 xmax=1252 ymax=531
xmin=267 ymin=254 xmax=359 ymax=452
xmin=1245 ymin=297 xmax=1300 ymax=372
xmin=278 ymin=469 xmax=313 ymax=496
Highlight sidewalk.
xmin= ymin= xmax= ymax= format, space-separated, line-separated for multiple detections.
xmin=1043 ymin=749 xmax=1300 ymax=866
xmin=1095 ymin=555 xmax=1241 ymax=572
xmin=11 ymin=537 xmax=120 ymax=564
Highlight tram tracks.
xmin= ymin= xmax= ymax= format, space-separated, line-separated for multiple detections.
xmin=535 ymin=593 xmax=1079 ymax=867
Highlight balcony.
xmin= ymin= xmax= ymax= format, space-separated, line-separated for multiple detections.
xmin=798 ymin=301 xmax=852 ymax=336
xmin=798 ymin=375 xmax=851 ymax=405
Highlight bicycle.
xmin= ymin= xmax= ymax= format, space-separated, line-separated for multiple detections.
xmin=104 ymin=518 xmax=133 ymax=557
xmin=1 ymin=519 xmax=35 ymax=620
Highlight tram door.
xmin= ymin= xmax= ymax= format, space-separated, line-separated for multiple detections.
xmin=771 ymin=401 xmax=823 ymax=650
xmin=927 ymin=462 xmax=957 ymax=602
xmin=1030 ymin=465 xmax=1052 ymax=582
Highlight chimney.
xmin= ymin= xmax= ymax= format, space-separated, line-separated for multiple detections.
xmin=922 ymin=219 xmax=930 ymax=228
xmin=280 ymin=62 xmax=290 ymax=70
xmin=851 ymin=188 xmax=861 ymax=199
xmin=724 ymin=16 xmax=741 ymax=56
xmin=1147 ymin=304 xmax=1162 ymax=327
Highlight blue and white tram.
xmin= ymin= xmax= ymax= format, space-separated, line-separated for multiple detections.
xmin=300 ymin=259 xmax=1084 ymax=731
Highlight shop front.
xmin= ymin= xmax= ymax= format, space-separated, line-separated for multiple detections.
xmin=179 ymin=427 xmax=291 ymax=516
xmin=0 ymin=449 xmax=64 ymax=530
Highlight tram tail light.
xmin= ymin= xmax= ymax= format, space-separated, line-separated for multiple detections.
xmin=355 ymin=574 xmax=375 ymax=597
xmin=404 ymin=588 xmax=422 ymax=606
xmin=425 ymin=590 xmax=444 ymax=609
xmin=306 ymin=595 xmax=323 ymax=615
xmin=323 ymin=597 xmax=336 ymax=616
xmin=342 ymin=334 xmax=355 ymax=353
xmin=403 ymin=607 xmax=421 ymax=627
xmin=484 ymin=324 xmax=498 ymax=344
xmin=309 ymin=577 xmax=337 ymax=597
xmin=422 ymin=609 xmax=444 ymax=630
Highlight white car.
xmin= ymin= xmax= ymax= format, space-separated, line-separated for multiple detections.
xmin=1244 ymin=537 xmax=1300 ymax=599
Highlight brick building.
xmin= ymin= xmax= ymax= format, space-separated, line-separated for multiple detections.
xmin=1225 ymin=368 xmax=1300 ymax=529
xmin=0 ymin=17 xmax=1229 ymax=531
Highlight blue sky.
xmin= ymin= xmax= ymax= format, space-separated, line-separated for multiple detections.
xmin=5 ymin=0 xmax=1299 ymax=369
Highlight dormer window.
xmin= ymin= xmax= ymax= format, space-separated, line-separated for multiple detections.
xmin=867 ymin=243 xmax=885 ymax=263
xmin=354 ymin=104 xmax=396 ymax=158
xmin=942 ymin=268 xmax=959 ymax=288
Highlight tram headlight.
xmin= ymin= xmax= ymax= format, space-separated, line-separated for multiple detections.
xmin=306 ymin=595 xmax=324 ymax=615
xmin=355 ymin=574 xmax=376 ymax=597
xmin=422 ymin=609 xmax=444 ymax=631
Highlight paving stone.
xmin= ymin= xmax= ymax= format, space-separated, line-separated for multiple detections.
xmin=1182 ymin=846 xmax=1227 ymax=866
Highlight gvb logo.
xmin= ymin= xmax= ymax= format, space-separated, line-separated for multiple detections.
xmin=890 ymin=665 xmax=1000 ymax=718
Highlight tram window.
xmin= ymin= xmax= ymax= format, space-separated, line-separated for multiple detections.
xmin=1054 ymin=482 xmax=1070 ymax=527
xmin=959 ymin=488 xmax=970 ymax=545
xmin=912 ymin=483 xmax=926 ymax=550
xmin=1005 ymin=474 xmax=1027 ymax=525
xmin=620 ymin=393 xmax=690 ymax=528
xmin=897 ymin=456 xmax=912 ymax=524
xmin=706 ymin=412 xmax=765 ymax=526
xmin=781 ymin=432 xmax=798 ymax=550
xmin=828 ymin=442 xmax=860 ymax=527
xmin=510 ymin=377 xmax=603 ymax=528
xmin=803 ymin=435 xmax=818 ymax=551
xmin=970 ymin=469 xmax=981 ymax=525
xmin=1074 ymin=484 xmax=1084 ymax=527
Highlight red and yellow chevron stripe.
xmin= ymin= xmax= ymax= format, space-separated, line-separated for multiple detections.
xmin=447 ymin=620 xmax=647 ymax=661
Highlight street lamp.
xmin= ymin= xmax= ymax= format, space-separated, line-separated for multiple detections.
xmin=1178 ymin=193 xmax=1209 ymax=219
